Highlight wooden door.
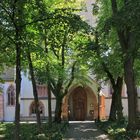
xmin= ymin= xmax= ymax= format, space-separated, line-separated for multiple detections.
xmin=73 ymin=87 xmax=87 ymax=121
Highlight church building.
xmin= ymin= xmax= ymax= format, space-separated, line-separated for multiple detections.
xmin=0 ymin=68 xmax=139 ymax=122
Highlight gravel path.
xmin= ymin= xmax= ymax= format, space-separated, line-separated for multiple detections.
xmin=63 ymin=121 xmax=110 ymax=140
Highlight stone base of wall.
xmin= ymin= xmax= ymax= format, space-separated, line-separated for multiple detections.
xmin=20 ymin=116 xmax=47 ymax=121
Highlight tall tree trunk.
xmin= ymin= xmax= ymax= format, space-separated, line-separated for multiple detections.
xmin=124 ymin=57 xmax=138 ymax=130
xmin=111 ymin=0 xmax=138 ymax=130
xmin=48 ymin=83 xmax=52 ymax=127
xmin=27 ymin=49 xmax=41 ymax=131
xmin=116 ymin=77 xmax=123 ymax=120
xmin=109 ymin=91 xmax=117 ymax=121
xmin=14 ymin=0 xmax=23 ymax=139
xmin=54 ymin=96 xmax=62 ymax=123
xmin=95 ymin=33 xmax=123 ymax=122
xmin=44 ymin=29 xmax=52 ymax=127
xmin=109 ymin=77 xmax=123 ymax=121
xmin=15 ymin=43 xmax=21 ymax=140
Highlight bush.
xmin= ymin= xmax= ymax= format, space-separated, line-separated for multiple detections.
xmin=0 ymin=122 xmax=68 ymax=140
xmin=96 ymin=120 xmax=140 ymax=140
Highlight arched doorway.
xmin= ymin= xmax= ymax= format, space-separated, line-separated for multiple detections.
xmin=62 ymin=84 xmax=102 ymax=121
xmin=70 ymin=87 xmax=87 ymax=121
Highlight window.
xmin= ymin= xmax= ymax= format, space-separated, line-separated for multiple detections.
xmin=29 ymin=101 xmax=44 ymax=116
xmin=7 ymin=85 xmax=15 ymax=106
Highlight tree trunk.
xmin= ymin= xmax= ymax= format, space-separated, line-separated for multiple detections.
xmin=109 ymin=77 xmax=123 ymax=121
xmin=124 ymin=57 xmax=138 ymax=130
xmin=48 ymin=83 xmax=52 ymax=127
xmin=44 ymin=30 xmax=52 ymax=126
xmin=109 ymin=91 xmax=117 ymax=121
xmin=116 ymin=77 xmax=123 ymax=121
xmin=54 ymin=96 xmax=62 ymax=123
xmin=110 ymin=0 xmax=138 ymax=130
xmin=27 ymin=50 xmax=41 ymax=131
xmin=15 ymin=43 xmax=21 ymax=140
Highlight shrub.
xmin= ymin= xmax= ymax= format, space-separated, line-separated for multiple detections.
xmin=96 ymin=120 xmax=140 ymax=140
xmin=0 ymin=122 xmax=68 ymax=140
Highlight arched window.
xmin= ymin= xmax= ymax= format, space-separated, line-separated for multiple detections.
xmin=29 ymin=101 xmax=45 ymax=116
xmin=7 ymin=85 xmax=15 ymax=106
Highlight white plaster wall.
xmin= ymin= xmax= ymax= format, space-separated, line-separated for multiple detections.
xmin=51 ymin=93 xmax=55 ymax=98
xmin=3 ymin=82 xmax=15 ymax=121
xmin=20 ymin=100 xmax=24 ymax=116
xmin=20 ymin=72 xmax=33 ymax=98
xmin=101 ymin=83 xmax=111 ymax=97
xmin=20 ymin=100 xmax=32 ymax=117
xmin=138 ymin=98 xmax=140 ymax=112
xmin=51 ymin=99 xmax=56 ymax=116
xmin=4 ymin=106 xmax=15 ymax=121
xmin=105 ymin=98 xmax=128 ymax=118
xmin=20 ymin=72 xmax=56 ymax=98
xmin=137 ymin=87 xmax=140 ymax=97
xmin=122 ymin=99 xmax=128 ymax=116
xmin=105 ymin=98 xmax=112 ymax=117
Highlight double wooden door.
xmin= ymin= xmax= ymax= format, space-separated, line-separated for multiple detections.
xmin=73 ymin=88 xmax=87 ymax=121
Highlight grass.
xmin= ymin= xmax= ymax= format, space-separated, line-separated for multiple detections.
xmin=0 ymin=122 xmax=69 ymax=140
xmin=96 ymin=120 xmax=140 ymax=140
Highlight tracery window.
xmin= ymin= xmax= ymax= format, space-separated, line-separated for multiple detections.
xmin=7 ymin=85 xmax=15 ymax=106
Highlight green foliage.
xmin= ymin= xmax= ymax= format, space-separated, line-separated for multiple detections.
xmin=0 ymin=122 xmax=68 ymax=140
xmin=97 ymin=0 xmax=140 ymax=59
xmin=28 ymin=8 xmax=91 ymax=94
xmin=96 ymin=121 xmax=140 ymax=140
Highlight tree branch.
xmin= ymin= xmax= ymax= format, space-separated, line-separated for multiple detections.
xmin=0 ymin=4 xmax=14 ymax=22
xmin=110 ymin=0 xmax=128 ymax=52
xmin=63 ymin=61 xmax=77 ymax=96
xmin=95 ymin=31 xmax=116 ymax=88
xmin=102 ymin=62 xmax=116 ymax=88
xmin=51 ymin=45 xmax=59 ymax=59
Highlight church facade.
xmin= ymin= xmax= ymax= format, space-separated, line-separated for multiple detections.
xmin=0 ymin=68 xmax=140 ymax=122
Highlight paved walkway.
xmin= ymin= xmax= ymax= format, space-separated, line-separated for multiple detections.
xmin=63 ymin=121 xmax=110 ymax=140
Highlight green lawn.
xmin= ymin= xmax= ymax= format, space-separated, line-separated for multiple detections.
xmin=0 ymin=122 xmax=68 ymax=140
xmin=96 ymin=121 xmax=140 ymax=140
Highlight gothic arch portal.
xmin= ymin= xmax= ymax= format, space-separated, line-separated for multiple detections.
xmin=61 ymin=85 xmax=99 ymax=121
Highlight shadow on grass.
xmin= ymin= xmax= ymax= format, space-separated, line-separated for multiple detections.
xmin=96 ymin=120 xmax=140 ymax=140
xmin=0 ymin=122 xmax=68 ymax=140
